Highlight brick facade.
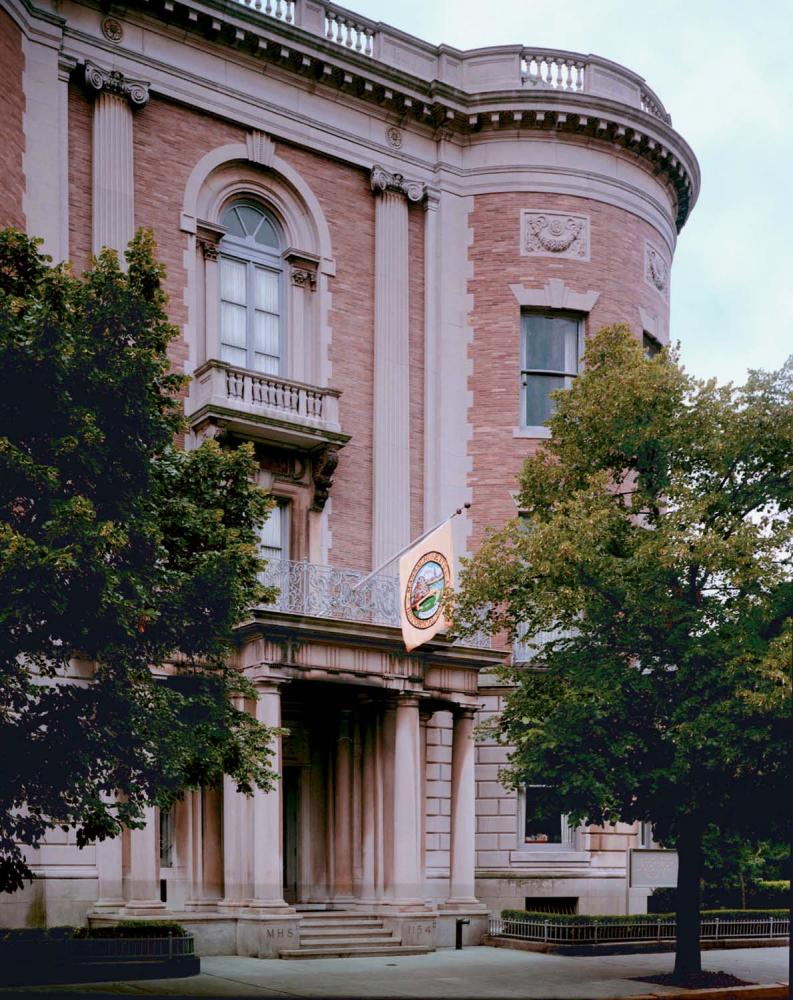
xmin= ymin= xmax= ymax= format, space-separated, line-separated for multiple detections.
xmin=0 ymin=9 xmax=25 ymax=231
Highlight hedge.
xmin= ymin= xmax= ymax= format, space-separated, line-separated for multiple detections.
xmin=649 ymin=882 xmax=790 ymax=912
xmin=0 ymin=921 xmax=187 ymax=943
xmin=500 ymin=908 xmax=788 ymax=924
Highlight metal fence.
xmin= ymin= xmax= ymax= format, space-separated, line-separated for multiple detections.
xmin=488 ymin=915 xmax=790 ymax=944
xmin=58 ymin=936 xmax=195 ymax=959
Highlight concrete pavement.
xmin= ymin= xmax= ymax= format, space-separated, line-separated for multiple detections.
xmin=4 ymin=945 xmax=789 ymax=998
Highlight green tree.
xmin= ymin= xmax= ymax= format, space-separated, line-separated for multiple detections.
xmin=451 ymin=325 xmax=792 ymax=979
xmin=0 ymin=229 xmax=279 ymax=894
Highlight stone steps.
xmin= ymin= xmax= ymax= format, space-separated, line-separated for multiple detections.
xmin=280 ymin=910 xmax=434 ymax=959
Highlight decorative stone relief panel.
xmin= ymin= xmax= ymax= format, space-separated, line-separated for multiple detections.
xmin=520 ymin=211 xmax=590 ymax=260
xmin=644 ymin=241 xmax=669 ymax=295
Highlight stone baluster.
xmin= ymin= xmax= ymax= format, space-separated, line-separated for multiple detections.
xmin=370 ymin=166 xmax=425 ymax=567
xmin=448 ymin=707 xmax=478 ymax=904
xmin=83 ymin=62 xmax=149 ymax=262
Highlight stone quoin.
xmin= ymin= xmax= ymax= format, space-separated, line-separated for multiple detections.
xmin=0 ymin=0 xmax=699 ymax=956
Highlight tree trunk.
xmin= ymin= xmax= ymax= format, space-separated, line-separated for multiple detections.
xmin=674 ymin=818 xmax=703 ymax=978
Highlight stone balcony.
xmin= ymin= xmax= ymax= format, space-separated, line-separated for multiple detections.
xmin=258 ymin=558 xmax=490 ymax=649
xmin=186 ymin=359 xmax=350 ymax=450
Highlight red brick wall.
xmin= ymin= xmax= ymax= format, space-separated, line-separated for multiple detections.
xmin=467 ymin=193 xmax=671 ymax=550
xmin=0 ymin=10 xmax=25 ymax=231
xmin=275 ymin=142 xmax=378 ymax=572
xmin=68 ymin=84 xmax=92 ymax=273
xmin=132 ymin=96 xmax=245 ymax=376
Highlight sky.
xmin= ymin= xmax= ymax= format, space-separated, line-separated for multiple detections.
xmin=350 ymin=0 xmax=792 ymax=386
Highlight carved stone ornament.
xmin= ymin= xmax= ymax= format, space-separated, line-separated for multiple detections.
xmin=101 ymin=16 xmax=123 ymax=43
xmin=311 ymin=446 xmax=339 ymax=512
xmin=197 ymin=237 xmax=219 ymax=261
xmin=385 ymin=126 xmax=403 ymax=149
xmin=290 ymin=266 xmax=317 ymax=291
xmin=645 ymin=242 xmax=669 ymax=294
xmin=521 ymin=211 xmax=589 ymax=260
xmin=370 ymin=165 xmax=424 ymax=203
xmin=83 ymin=61 xmax=150 ymax=108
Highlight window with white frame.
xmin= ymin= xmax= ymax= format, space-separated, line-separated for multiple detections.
xmin=523 ymin=785 xmax=563 ymax=844
xmin=258 ymin=500 xmax=290 ymax=565
xmin=219 ymin=200 xmax=284 ymax=374
xmin=639 ymin=820 xmax=654 ymax=847
xmin=159 ymin=807 xmax=173 ymax=868
xmin=521 ymin=312 xmax=583 ymax=428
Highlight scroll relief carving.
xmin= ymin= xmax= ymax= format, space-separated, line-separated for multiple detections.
xmin=311 ymin=446 xmax=339 ymax=512
xmin=520 ymin=211 xmax=590 ymax=261
xmin=290 ymin=266 xmax=317 ymax=291
xmin=83 ymin=61 xmax=150 ymax=108
xmin=645 ymin=242 xmax=669 ymax=294
xmin=370 ymin=165 xmax=424 ymax=203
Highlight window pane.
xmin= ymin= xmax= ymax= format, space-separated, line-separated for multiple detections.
xmin=525 ymin=787 xmax=562 ymax=844
xmin=524 ymin=315 xmax=578 ymax=374
xmin=220 ymin=343 xmax=247 ymax=368
xmin=254 ymin=266 xmax=280 ymax=314
xmin=524 ymin=373 xmax=564 ymax=426
xmin=254 ymin=310 xmax=280 ymax=357
xmin=221 ymin=207 xmax=245 ymax=237
xmin=254 ymin=352 xmax=281 ymax=375
xmin=259 ymin=503 xmax=289 ymax=561
xmin=260 ymin=503 xmax=281 ymax=551
xmin=220 ymin=302 xmax=246 ymax=348
xmin=220 ymin=258 xmax=246 ymax=304
xmin=255 ymin=216 xmax=280 ymax=249
xmin=237 ymin=204 xmax=264 ymax=237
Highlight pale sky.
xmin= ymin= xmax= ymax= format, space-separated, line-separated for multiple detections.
xmin=353 ymin=0 xmax=792 ymax=386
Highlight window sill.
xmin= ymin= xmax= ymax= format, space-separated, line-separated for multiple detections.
xmin=513 ymin=427 xmax=551 ymax=440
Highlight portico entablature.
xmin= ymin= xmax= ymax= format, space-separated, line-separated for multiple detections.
xmin=235 ymin=612 xmax=505 ymax=701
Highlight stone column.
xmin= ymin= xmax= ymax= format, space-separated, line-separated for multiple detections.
xmin=184 ymin=789 xmax=216 ymax=910
xmin=370 ymin=166 xmax=425 ymax=567
xmin=93 ymin=831 xmax=124 ymax=912
xmin=220 ymin=696 xmax=250 ymax=909
xmin=84 ymin=61 xmax=149 ymax=260
xmin=333 ymin=709 xmax=354 ymax=901
xmin=126 ymin=807 xmax=165 ymax=912
xmin=250 ymin=681 xmax=291 ymax=910
xmin=448 ymin=707 xmax=478 ymax=904
xmin=359 ymin=705 xmax=377 ymax=902
xmin=391 ymin=695 xmax=423 ymax=903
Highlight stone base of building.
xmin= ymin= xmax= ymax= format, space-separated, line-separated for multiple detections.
xmin=476 ymin=872 xmax=637 ymax=917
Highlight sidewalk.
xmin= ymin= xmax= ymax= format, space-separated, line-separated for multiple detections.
xmin=4 ymin=945 xmax=788 ymax=998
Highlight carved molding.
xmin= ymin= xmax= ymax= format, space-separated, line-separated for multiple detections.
xmin=83 ymin=61 xmax=149 ymax=108
xmin=198 ymin=237 xmax=219 ymax=261
xmin=521 ymin=211 xmax=589 ymax=260
xmin=290 ymin=266 xmax=317 ymax=291
xmin=246 ymin=129 xmax=276 ymax=167
xmin=370 ymin=165 xmax=424 ymax=203
xmin=311 ymin=446 xmax=339 ymax=512
xmin=100 ymin=16 xmax=123 ymax=43
xmin=509 ymin=277 xmax=600 ymax=313
xmin=385 ymin=126 xmax=403 ymax=149
xmin=644 ymin=241 xmax=669 ymax=294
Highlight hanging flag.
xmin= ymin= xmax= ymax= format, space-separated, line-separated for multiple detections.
xmin=399 ymin=519 xmax=455 ymax=652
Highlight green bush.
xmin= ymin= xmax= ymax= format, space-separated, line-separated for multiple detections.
xmin=0 ymin=926 xmax=78 ymax=943
xmin=649 ymin=881 xmax=790 ymax=912
xmin=500 ymin=908 xmax=787 ymax=924
xmin=73 ymin=921 xmax=187 ymax=939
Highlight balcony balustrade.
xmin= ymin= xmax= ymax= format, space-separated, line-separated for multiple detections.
xmin=259 ymin=559 xmax=490 ymax=649
xmin=186 ymin=359 xmax=348 ymax=450
xmin=228 ymin=0 xmax=670 ymax=122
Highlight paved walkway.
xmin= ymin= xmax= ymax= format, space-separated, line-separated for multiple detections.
xmin=6 ymin=945 xmax=788 ymax=998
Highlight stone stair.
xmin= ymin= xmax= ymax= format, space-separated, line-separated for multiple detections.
xmin=278 ymin=911 xmax=434 ymax=959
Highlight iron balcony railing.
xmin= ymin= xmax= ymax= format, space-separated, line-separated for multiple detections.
xmin=259 ymin=558 xmax=490 ymax=648
xmin=488 ymin=915 xmax=790 ymax=944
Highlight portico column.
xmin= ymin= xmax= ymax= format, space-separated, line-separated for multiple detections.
xmin=250 ymin=680 xmax=291 ymax=910
xmin=84 ymin=61 xmax=149 ymax=259
xmin=391 ymin=695 xmax=422 ymax=903
xmin=220 ymin=696 xmax=250 ymax=908
xmin=359 ymin=706 xmax=377 ymax=902
xmin=370 ymin=166 xmax=425 ymax=566
xmin=448 ymin=707 xmax=478 ymax=904
xmin=93 ymin=831 xmax=124 ymax=912
xmin=333 ymin=709 xmax=354 ymax=901
xmin=125 ymin=807 xmax=166 ymax=912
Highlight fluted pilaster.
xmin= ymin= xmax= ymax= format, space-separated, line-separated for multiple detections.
xmin=371 ymin=166 xmax=424 ymax=567
xmin=448 ymin=707 xmax=478 ymax=904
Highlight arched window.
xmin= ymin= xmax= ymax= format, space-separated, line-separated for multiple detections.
xmin=219 ymin=200 xmax=284 ymax=374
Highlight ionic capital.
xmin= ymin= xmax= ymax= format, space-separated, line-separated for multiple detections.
xmin=370 ymin=164 xmax=425 ymax=203
xmin=84 ymin=60 xmax=150 ymax=108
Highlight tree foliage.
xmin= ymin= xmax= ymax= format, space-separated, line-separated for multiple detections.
xmin=0 ymin=229 xmax=278 ymax=893
xmin=451 ymin=325 xmax=792 ymax=976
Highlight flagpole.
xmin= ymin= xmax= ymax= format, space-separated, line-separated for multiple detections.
xmin=351 ymin=502 xmax=471 ymax=592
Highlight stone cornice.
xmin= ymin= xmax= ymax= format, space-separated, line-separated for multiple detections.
xmin=83 ymin=60 xmax=150 ymax=107
xmin=56 ymin=1 xmax=698 ymax=229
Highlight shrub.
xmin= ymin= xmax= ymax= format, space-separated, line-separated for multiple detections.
xmin=73 ymin=921 xmax=187 ymax=939
xmin=0 ymin=926 xmax=77 ymax=943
